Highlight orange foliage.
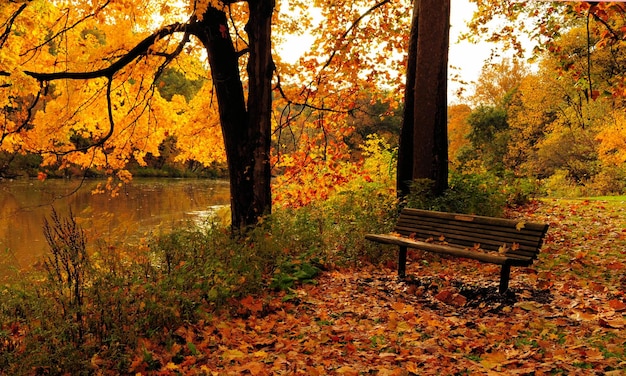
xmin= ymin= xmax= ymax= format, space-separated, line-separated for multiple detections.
xmin=447 ymin=104 xmax=471 ymax=163
xmin=596 ymin=110 xmax=626 ymax=166
xmin=1 ymin=0 xmax=408 ymax=199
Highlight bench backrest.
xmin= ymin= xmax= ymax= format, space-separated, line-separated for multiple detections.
xmin=394 ymin=208 xmax=549 ymax=260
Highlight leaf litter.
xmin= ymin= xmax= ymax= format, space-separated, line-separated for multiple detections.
xmin=121 ymin=200 xmax=626 ymax=374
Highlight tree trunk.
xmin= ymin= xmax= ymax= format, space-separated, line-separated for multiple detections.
xmin=397 ymin=0 xmax=450 ymax=198
xmin=243 ymin=0 xmax=275 ymax=230
xmin=193 ymin=2 xmax=275 ymax=232
xmin=397 ymin=2 xmax=420 ymax=198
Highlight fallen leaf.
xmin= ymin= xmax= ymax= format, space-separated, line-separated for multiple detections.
xmin=599 ymin=317 xmax=625 ymax=329
xmin=480 ymin=351 xmax=507 ymax=370
xmin=222 ymin=348 xmax=246 ymax=361
xmin=336 ymin=365 xmax=359 ymax=375
xmin=241 ymin=361 xmax=266 ymax=376
xmin=608 ymin=299 xmax=626 ymax=311
xmin=240 ymin=295 xmax=264 ymax=314
xmin=514 ymin=301 xmax=542 ymax=312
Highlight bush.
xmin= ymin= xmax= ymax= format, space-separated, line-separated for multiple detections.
xmin=0 ymin=141 xmax=402 ymax=374
xmin=583 ymin=167 xmax=626 ymax=196
xmin=406 ymin=172 xmax=507 ymax=216
xmin=543 ymin=169 xmax=585 ymax=197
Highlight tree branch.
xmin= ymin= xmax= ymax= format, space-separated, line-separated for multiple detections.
xmin=22 ymin=0 xmax=111 ymax=57
xmin=319 ymin=0 xmax=391 ymax=73
xmin=273 ymin=0 xmax=392 ymax=119
xmin=24 ymin=23 xmax=189 ymax=81
xmin=1 ymin=2 xmax=28 ymax=48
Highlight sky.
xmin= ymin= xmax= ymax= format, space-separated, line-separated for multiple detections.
xmin=278 ymin=0 xmax=504 ymax=104
xmin=448 ymin=0 xmax=490 ymax=101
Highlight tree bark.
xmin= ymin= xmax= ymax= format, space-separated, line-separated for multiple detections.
xmin=243 ymin=0 xmax=275 ymax=230
xmin=192 ymin=3 xmax=274 ymax=232
xmin=413 ymin=0 xmax=450 ymax=196
xmin=397 ymin=2 xmax=420 ymax=198
xmin=397 ymin=0 xmax=450 ymax=198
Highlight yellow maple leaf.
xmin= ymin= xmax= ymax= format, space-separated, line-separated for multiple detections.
xmin=516 ymin=221 xmax=526 ymax=231
xmin=498 ymin=244 xmax=508 ymax=254
xmin=222 ymin=348 xmax=246 ymax=361
xmin=480 ymin=351 xmax=507 ymax=370
xmin=164 ymin=362 xmax=179 ymax=370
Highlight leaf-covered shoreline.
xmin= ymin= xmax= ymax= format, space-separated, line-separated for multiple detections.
xmin=121 ymin=199 xmax=625 ymax=375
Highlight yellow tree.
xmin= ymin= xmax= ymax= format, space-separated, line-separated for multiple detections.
xmin=1 ymin=0 xmax=413 ymax=231
xmin=447 ymin=103 xmax=471 ymax=165
xmin=470 ymin=58 xmax=529 ymax=108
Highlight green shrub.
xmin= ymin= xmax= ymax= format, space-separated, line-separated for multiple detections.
xmin=583 ymin=166 xmax=626 ymax=196
xmin=406 ymin=172 xmax=507 ymax=216
xmin=501 ymin=177 xmax=541 ymax=207
xmin=543 ymin=169 xmax=585 ymax=197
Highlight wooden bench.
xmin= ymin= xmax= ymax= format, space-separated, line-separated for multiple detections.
xmin=365 ymin=208 xmax=549 ymax=293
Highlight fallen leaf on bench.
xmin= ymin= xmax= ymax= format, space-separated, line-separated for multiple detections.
xmin=516 ymin=221 xmax=526 ymax=231
xmin=498 ymin=244 xmax=508 ymax=254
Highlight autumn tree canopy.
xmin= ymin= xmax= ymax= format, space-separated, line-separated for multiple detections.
xmin=456 ymin=1 xmax=626 ymax=194
xmin=0 ymin=0 xmax=410 ymax=230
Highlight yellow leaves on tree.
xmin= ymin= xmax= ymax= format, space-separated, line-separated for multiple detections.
xmin=596 ymin=110 xmax=626 ymax=166
xmin=447 ymin=104 xmax=471 ymax=164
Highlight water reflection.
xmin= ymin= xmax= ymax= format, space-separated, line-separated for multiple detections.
xmin=0 ymin=178 xmax=230 ymax=280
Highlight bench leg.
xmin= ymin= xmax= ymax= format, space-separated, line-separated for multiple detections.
xmin=499 ymin=264 xmax=511 ymax=294
xmin=398 ymin=246 xmax=407 ymax=279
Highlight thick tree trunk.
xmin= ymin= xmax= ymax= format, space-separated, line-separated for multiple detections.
xmin=413 ymin=0 xmax=450 ymax=196
xmin=397 ymin=0 xmax=450 ymax=198
xmin=193 ymin=2 xmax=275 ymax=232
xmin=243 ymin=0 xmax=275 ymax=229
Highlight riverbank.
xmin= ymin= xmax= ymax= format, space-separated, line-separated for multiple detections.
xmin=1 ymin=199 xmax=625 ymax=374
xmin=119 ymin=199 xmax=626 ymax=375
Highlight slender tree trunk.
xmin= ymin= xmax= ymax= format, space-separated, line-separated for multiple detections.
xmin=397 ymin=0 xmax=450 ymax=198
xmin=193 ymin=2 xmax=275 ymax=231
xmin=397 ymin=2 xmax=420 ymax=198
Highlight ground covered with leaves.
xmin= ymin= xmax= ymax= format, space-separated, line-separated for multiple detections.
xmin=121 ymin=199 xmax=625 ymax=375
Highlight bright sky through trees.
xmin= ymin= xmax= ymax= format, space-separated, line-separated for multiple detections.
xmin=277 ymin=0 xmax=509 ymax=103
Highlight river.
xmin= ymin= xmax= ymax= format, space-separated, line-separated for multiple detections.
xmin=0 ymin=178 xmax=230 ymax=281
